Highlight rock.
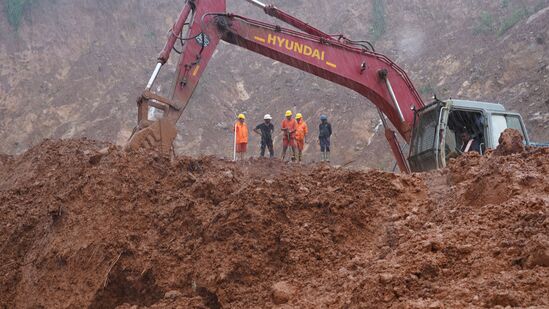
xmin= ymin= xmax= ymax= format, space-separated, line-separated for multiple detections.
xmin=528 ymin=248 xmax=549 ymax=267
xmin=89 ymin=147 xmax=110 ymax=165
xmin=164 ymin=290 xmax=183 ymax=299
xmin=428 ymin=300 xmax=443 ymax=308
xmin=222 ymin=170 xmax=233 ymax=178
xmin=486 ymin=292 xmax=518 ymax=307
xmin=379 ymin=273 xmax=394 ymax=284
xmin=271 ymin=281 xmax=296 ymax=305
xmin=423 ymin=239 xmax=443 ymax=253
xmin=383 ymin=293 xmax=394 ymax=302
xmin=494 ymin=129 xmax=525 ymax=156
xmin=89 ymin=154 xmax=104 ymax=165
xmin=299 ymin=186 xmax=310 ymax=193
xmin=98 ymin=147 xmax=110 ymax=155
xmin=457 ymin=244 xmax=474 ymax=255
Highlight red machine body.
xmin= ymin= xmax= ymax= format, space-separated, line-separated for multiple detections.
xmin=128 ymin=0 xmax=425 ymax=173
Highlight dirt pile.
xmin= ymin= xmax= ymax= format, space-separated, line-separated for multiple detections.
xmin=495 ymin=128 xmax=527 ymax=156
xmin=0 ymin=139 xmax=547 ymax=308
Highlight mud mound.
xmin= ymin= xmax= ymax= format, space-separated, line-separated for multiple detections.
xmin=495 ymin=128 xmax=526 ymax=156
xmin=0 ymin=139 xmax=547 ymax=308
xmin=0 ymin=154 xmax=11 ymax=167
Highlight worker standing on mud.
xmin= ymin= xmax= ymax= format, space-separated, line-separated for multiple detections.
xmin=281 ymin=110 xmax=297 ymax=161
xmin=295 ymin=113 xmax=308 ymax=162
xmin=253 ymin=114 xmax=275 ymax=158
xmin=234 ymin=114 xmax=249 ymax=161
xmin=318 ymin=115 xmax=332 ymax=162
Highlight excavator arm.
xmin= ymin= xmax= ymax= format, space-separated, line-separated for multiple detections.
xmin=128 ymin=0 xmax=424 ymax=172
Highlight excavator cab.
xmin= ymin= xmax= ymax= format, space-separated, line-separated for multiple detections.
xmin=408 ymin=99 xmax=529 ymax=172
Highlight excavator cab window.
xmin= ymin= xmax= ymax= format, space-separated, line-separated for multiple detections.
xmin=446 ymin=110 xmax=486 ymax=156
xmin=408 ymin=102 xmax=444 ymax=172
xmin=490 ymin=113 xmax=528 ymax=146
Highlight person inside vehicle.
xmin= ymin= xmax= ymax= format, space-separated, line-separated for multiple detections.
xmin=459 ymin=130 xmax=481 ymax=153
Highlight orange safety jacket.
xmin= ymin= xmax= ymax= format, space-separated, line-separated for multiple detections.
xmin=295 ymin=120 xmax=308 ymax=140
xmin=235 ymin=122 xmax=248 ymax=144
xmin=281 ymin=118 xmax=297 ymax=140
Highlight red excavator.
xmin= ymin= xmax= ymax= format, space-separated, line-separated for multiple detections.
xmin=128 ymin=0 xmax=535 ymax=173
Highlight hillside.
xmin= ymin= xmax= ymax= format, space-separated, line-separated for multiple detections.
xmin=0 ymin=0 xmax=548 ymax=168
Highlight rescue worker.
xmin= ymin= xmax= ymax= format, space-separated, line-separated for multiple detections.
xmin=318 ymin=114 xmax=332 ymax=162
xmin=281 ymin=110 xmax=297 ymax=161
xmin=295 ymin=113 xmax=308 ymax=162
xmin=253 ymin=114 xmax=275 ymax=158
xmin=234 ymin=113 xmax=248 ymax=160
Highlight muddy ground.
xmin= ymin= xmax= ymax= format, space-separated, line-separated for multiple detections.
xmin=0 ymin=138 xmax=548 ymax=308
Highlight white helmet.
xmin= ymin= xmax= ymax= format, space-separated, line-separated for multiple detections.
xmin=264 ymin=114 xmax=273 ymax=120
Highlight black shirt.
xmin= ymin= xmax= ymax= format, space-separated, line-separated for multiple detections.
xmin=255 ymin=123 xmax=274 ymax=141
xmin=319 ymin=122 xmax=332 ymax=138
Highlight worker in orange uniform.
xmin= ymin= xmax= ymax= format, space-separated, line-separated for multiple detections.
xmin=234 ymin=113 xmax=249 ymax=161
xmin=295 ymin=113 xmax=308 ymax=162
xmin=281 ymin=110 xmax=297 ymax=161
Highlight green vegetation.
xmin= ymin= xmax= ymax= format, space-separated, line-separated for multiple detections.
xmin=369 ymin=0 xmax=386 ymax=42
xmin=419 ymin=84 xmax=435 ymax=97
xmin=498 ymin=7 xmax=528 ymax=36
xmin=500 ymin=0 xmax=509 ymax=9
xmin=534 ymin=1 xmax=546 ymax=12
xmin=474 ymin=5 xmax=537 ymax=37
xmin=473 ymin=11 xmax=495 ymax=35
xmin=4 ymin=0 xmax=34 ymax=29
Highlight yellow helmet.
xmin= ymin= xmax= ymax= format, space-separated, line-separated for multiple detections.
xmin=285 ymin=110 xmax=293 ymax=117
xmin=238 ymin=113 xmax=245 ymax=119
xmin=296 ymin=113 xmax=303 ymax=119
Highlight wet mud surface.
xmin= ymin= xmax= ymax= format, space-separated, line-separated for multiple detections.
xmin=0 ymin=139 xmax=547 ymax=308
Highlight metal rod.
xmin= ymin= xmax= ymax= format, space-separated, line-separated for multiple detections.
xmin=376 ymin=108 xmax=388 ymax=128
xmin=244 ymin=0 xmax=266 ymax=9
xmin=146 ymin=62 xmax=163 ymax=90
xmin=384 ymin=77 xmax=405 ymax=122
xmin=233 ymin=121 xmax=238 ymax=161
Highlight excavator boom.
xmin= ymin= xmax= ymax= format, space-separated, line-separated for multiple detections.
xmin=127 ymin=0 xmax=425 ymax=172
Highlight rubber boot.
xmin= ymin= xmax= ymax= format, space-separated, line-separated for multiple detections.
xmin=320 ymin=152 xmax=325 ymax=162
xmin=326 ymin=152 xmax=330 ymax=163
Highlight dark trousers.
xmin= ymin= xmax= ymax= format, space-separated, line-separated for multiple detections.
xmin=260 ymin=139 xmax=274 ymax=157
xmin=320 ymin=136 xmax=330 ymax=152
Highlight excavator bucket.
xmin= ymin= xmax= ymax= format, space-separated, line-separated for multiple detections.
xmin=126 ymin=94 xmax=177 ymax=153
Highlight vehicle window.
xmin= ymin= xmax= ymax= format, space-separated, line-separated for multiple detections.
xmin=444 ymin=128 xmax=457 ymax=156
xmin=411 ymin=107 xmax=439 ymax=155
xmin=506 ymin=116 xmax=523 ymax=131
xmin=409 ymin=105 xmax=441 ymax=172
xmin=447 ymin=110 xmax=485 ymax=154
xmin=491 ymin=114 xmax=525 ymax=145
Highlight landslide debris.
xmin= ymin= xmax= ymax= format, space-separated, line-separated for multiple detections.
xmin=495 ymin=128 xmax=527 ymax=156
xmin=0 ymin=139 xmax=547 ymax=308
